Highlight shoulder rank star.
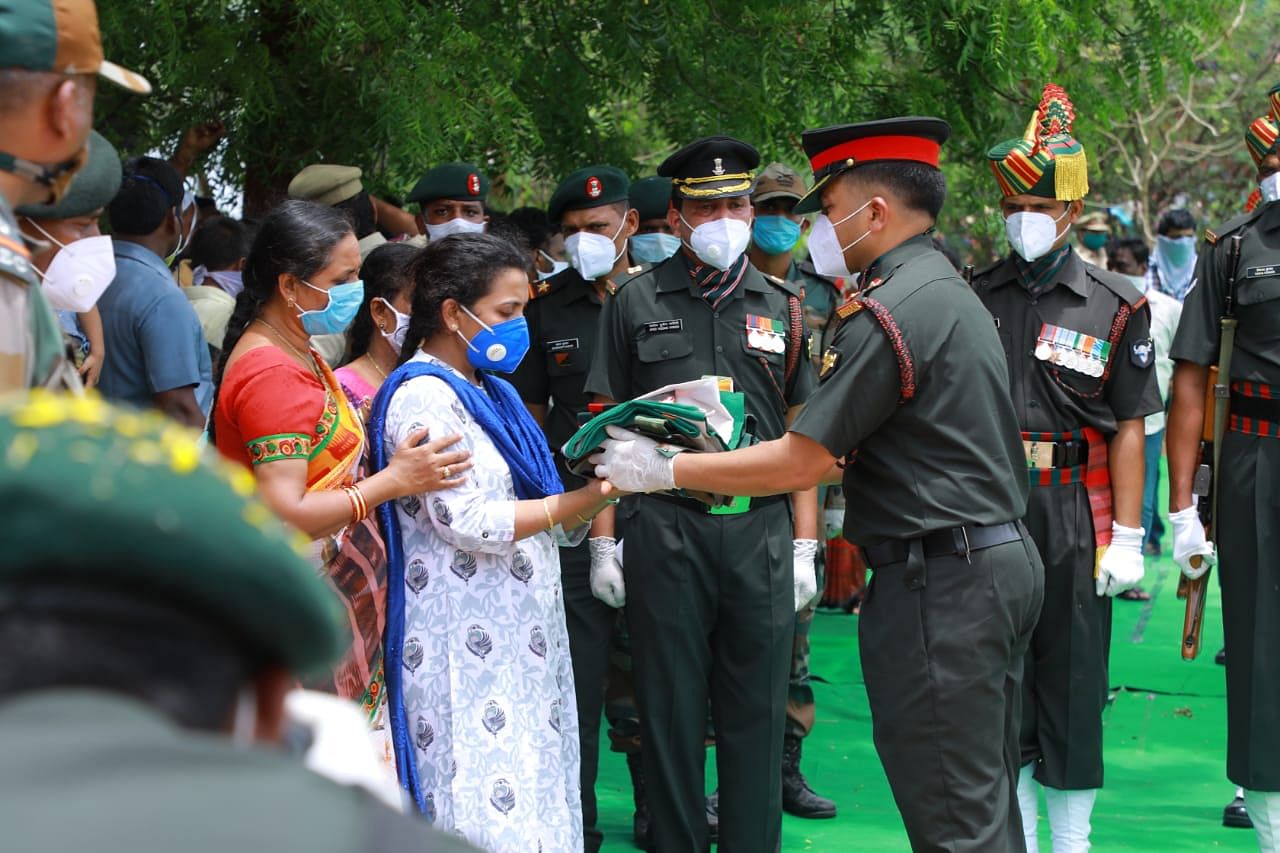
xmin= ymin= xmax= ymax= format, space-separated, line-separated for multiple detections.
xmin=820 ymin=347 xmax=840 ymax=378
xmin=536 ymin=279 xmax=552 ymax=295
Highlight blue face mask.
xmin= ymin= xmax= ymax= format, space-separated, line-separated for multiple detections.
xmin=457 ymin=304 xmax=530 ymax=373
xmin=752 ymin=215 xmax=803 ymax=255
xmin=297 ymin=278 xmax=364 ymax=336
xmin=629 ymin=232 xmax=682 ymax=265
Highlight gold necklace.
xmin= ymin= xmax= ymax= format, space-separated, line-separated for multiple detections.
xmin=255 ymin=318 xmax=319 ymax=377
xmin=367 ymin=352 xmax=389 ymax=381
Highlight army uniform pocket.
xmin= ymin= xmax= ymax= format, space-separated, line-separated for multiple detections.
xmin=635 ymin=330 xmax=694 ymax=363
xmin=544 ymin=338 xmax=586 ymax=376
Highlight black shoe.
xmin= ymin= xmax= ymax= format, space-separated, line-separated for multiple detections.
xmin=781 ymin=734 xmax=838 ymax=819
xmin=706 ymin=788 xmax=719 ymax=844
xmin=1216 ymin=647 xmax=1227 ymax=666
xmin=626 ymin=753 xmax=651 ymax=849
xmin=1224 ymin=795 xmax=1253 ymax=829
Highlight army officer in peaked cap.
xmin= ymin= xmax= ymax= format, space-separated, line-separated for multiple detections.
xmin=585 ymin=135 xmax=819 ymax=853
xmin=592 ymin=118 xmax=1043 ymax=852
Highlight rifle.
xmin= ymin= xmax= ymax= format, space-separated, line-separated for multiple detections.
xmin=1177 ymin=233 xmax=1242 ymax=660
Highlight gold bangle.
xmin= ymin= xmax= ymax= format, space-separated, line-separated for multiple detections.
xmin=541 ymin=497 xmax=555 ymax=531
xmin=575 ymin=513 xmax=593 ymax=526
xmin=344 ymin=485 xmax=368 ymax=523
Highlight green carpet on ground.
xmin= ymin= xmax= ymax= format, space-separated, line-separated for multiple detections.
xmin=593 ymin=505 xmax=1255 ymax=849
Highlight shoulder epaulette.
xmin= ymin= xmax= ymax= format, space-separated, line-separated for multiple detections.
xmin=615 ymin=262 xmax=651 ymax=287
xmin=835 ymin=298 xmax=864 ymax=320
xmin=1204 ymin=207 xmax=1262 ymax=247
xmin=1087 ymin=266 xmax=1147 ymax=309
xmin=761 ymin=270 xmax=802 ymax=297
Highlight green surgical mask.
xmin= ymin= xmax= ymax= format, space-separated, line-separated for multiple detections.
xmin=1081 ymin=231 xmax=1108 ymax=251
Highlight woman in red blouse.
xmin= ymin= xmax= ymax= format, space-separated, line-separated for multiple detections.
xmin=210 ymin=200 xmax=469 ymax=766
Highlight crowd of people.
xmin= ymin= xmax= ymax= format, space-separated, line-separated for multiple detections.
xmin=3 ymin=2 xmax=1280 ymax=853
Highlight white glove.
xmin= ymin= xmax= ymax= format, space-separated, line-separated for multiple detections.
xmin=1096 ymin=522 xmax=1146 ymax=597
xmin=589 ymin=425 xmax=677 ymax=493
xmin=793 ymin=539 xmax=819 ymax=612
xmin=1170 ymin=505 xmax=1216 ymax=580
xmin=589 ymin=536 xmax=625 ymax=608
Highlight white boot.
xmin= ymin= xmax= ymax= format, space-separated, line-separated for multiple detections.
xmin=1245 ymin=789 xmax=1280 ymax=852
xmin=1017 ymin=762 xmax=1040 ymax=853
xmin=1042 ymin=786 xmax=1097 ymax=853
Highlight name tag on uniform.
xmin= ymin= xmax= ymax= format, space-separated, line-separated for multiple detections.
xmin=546 ymin=338 xmax=579 ymax=352
xmin=642 ymin=319 xmax=683 ymax=335
xmin=1246 ymin=265 xmax=1280 ymax=279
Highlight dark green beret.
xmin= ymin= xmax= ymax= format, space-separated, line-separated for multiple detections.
xmin=658 ymin=136 xmax=759 ymax=201
xmin=406 ymin=162 xmax=490 ymax=205
xmin=0 ymin=392 xmax=346 ymax=675
xmin=548 ymin=165 xmax=630 ymax=223
xmin=15 ymin=131 xmax=122 ymax=220
xmin=629 ymin=176 xmax=673 ymax=221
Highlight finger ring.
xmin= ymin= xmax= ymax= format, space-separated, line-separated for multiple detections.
xmin=442 ymin=465 xmax=451 ymax=479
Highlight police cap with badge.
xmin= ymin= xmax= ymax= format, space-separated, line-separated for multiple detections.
xmin=288 ymin=164 xmax=365 ymax=206
xmin=0 ymin=393 xmax=346 ymax=675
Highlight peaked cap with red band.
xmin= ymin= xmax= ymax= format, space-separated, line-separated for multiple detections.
xmin=793 ymin=117 xmax=950 ymax=214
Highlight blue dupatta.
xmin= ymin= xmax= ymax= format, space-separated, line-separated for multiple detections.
xmin=367 ymin=357 xmax=562 ymax=815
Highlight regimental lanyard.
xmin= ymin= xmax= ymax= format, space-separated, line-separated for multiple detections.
xmin=1034 ymin=323 xmax=1109 ymax=378
xmin=745 ymin=314 xmax=786 ymax=354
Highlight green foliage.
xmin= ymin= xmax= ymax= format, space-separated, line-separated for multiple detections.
xmin=96 ymin=0 xmax=1258 ymax=230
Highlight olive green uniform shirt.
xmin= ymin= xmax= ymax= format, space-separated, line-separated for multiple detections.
xmin=511 ymin=266 xmax=637 ymax=487
xmin=585 ymin=253 xmax=817 ymax=440
xmin=791 ymin=235 xmax=1028 ymax=544
xmin=974 ymin=250 xmax=1161 ymax=433
xmin=1169 ymin=201 xmax=1280 ymax=790
xmin=0 ymin=691 xmax=477 ymax=853
xmin=1171 ymin=202 xmax=1280 ymax=378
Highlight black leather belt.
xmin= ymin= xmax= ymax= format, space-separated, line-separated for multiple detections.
xmin=644 ymin=491 xmax=789 ymax=514
xmin=1230 ymin=392 xmax=1280 ymax=421
xmin=862 ymin=521 xmax=1023 ymax=569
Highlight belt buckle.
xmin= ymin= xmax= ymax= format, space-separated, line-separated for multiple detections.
xmin=1023 ymin=439 xmax=1053 ymax=470
xmin=952 ymin=526 xmax=972 ymax=564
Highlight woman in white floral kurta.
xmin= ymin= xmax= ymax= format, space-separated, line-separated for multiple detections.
xmin=374 ymin=234 xmax=616 ymax=852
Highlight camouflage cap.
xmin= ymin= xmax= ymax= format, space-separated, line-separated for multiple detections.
xmin=751 ymin=162 xmax=807 ymax=204
xmin=0 ymin=392 xmax=346 ymax=675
